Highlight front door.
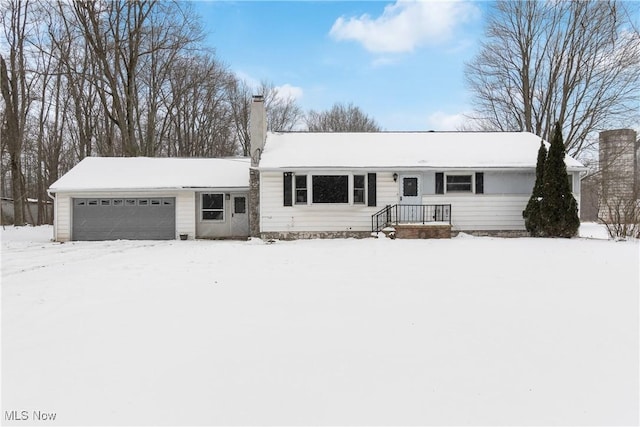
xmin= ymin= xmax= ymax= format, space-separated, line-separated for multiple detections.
xmin=399 ymin=175 xmax=421 ymax=222
xmin=230 ymin=195 xmax=249 ymax=237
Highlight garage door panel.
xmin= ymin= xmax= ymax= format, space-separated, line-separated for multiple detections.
xmin=73 ymin=197 xmax=175 ymax=241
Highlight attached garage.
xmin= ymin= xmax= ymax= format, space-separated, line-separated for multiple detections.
xmin=48 ymin=157 xmax=250 ymax=242
xmin=72 ymin=197 xmax=176 ymax=241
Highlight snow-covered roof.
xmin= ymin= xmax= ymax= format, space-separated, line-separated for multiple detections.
xmin=259 ymin=131 xmax=585 ymax=170
xmin=49 ymin=157 xmax=250 ymax=192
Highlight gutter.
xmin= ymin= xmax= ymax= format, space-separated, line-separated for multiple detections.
xmin=256 ymin=165 xmax=589 ymax=173
xmin=46 ymin=186 xmax=250 ymax=194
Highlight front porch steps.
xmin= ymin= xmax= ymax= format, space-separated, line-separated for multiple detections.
xmin=383 ymin=223 xmax=452 ymax=239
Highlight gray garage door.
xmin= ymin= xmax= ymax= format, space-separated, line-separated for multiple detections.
xmin=73 ymin=197 xmax=175 ymax=241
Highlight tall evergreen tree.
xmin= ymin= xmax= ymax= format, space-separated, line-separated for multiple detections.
xmin=540 ymin=123 xmax=580 ymax=237
xmin=523 ymin=141 xmax=547 ymax=236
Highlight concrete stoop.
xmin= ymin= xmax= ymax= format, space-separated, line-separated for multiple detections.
xmin=389 ymin=223 xmax=452 ymax=239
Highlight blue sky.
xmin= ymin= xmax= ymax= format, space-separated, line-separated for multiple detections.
xmin=195 ymin=1 xmax=489 ymax=131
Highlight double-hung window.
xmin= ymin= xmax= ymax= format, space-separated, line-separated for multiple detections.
xmin=353 ymin=175 xmax=365 ymax=204
xmin=436 ymin=172 xmax=483 ymax=194
xmin=202 ymin=193 xmax=224 ymax=220
xmin=446 ymin=175 xmax=473 ymax=193
xmin=295 ymin=175 xmax=307 ymax=204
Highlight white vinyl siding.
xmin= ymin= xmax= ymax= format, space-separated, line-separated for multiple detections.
xmin=260 ymin=171 xmax=397 ymax=233
xmin=54 ymin=195 xmax=72 ymax=242
xmin=423 ymin=194 xmax=529 ymax=231
xmin=176 ymin=192 xmax=195 ymax=238
xmin=483 ymin=172 xmax=535 ymax=194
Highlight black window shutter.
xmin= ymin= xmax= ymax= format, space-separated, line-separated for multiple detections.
xmin=475 ymin=172 xmax=484 ymax=194
xmin=435 ymin=173 xmax=444 ymax=194
xmin=367 ymin=173 xmax=377 ymax=207
xmin=283 ymin=172 xmax=293 ymax=206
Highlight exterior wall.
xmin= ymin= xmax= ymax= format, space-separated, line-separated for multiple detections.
xmin=54 ymin=194 xmax=72 ymax=242
xmin=52 ymin=190 xmax=196 ymax=242
xmin=195 ymin=191 xmax=249 ymax=238
xmin=176 ymin=192 xmax=196 ymax=239
xmin=260 ymin=170 xmax=397 ymax=235
xmin=484 ymin=172 xmax=534 ymax=194
xmin=422 ymin=170 xmax=535 ymax=195
xmin=259 ymin=168 xmax=582 ymax=236
xmin=422 ymin=194 xmax=530 ymax=231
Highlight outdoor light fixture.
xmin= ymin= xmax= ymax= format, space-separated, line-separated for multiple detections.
xmin=225 ymin=194 xmax=231 ymax=200
xmin=393 ymin=173 xmax=398 ymax=182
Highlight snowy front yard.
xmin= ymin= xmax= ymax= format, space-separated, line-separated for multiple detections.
xmin=1 ymin=226 xmax=638 ymax=426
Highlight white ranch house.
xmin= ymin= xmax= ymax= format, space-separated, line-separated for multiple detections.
xmin=253 ymin=131 xmax=585 ymax=239
xmin=48 ymin=97 xmax=586 ymax=241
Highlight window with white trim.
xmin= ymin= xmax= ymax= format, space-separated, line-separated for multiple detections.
xmin=295 ymin=175 xmax=307 ymax=204
xmin=353 ymin=175 xmax=365 ymax=204
xmin=446 ymin=175 xmax=473 ymax=193
xmin=202 ymin=193 xmax=224 ymax=220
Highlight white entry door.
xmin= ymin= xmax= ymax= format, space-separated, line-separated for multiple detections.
xmin=400 ymin=175 xmax=421 ymax=204
xmin=230 ymin=194 xmax=249 ymax=237
xmin=399 ymin=175 xmax=421 ymax=222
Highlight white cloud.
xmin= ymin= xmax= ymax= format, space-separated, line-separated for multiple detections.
xmin=275 ymin=83 xmax=304 ymax=101
xmin=329 ymin=0 xmax=479 ymax=53
xmin=236 ymin=72 xmax=304 ymax=101
xmin=425 ymin=111 xmax=470 ymax=131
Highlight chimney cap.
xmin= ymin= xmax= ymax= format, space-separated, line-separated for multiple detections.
xmin=252 ymin=95 xmax=264 ymax=102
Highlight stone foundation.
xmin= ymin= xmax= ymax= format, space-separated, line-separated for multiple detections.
xmin=260 ymin=231 xmax=373 ymax=240
xmin=454 ymin=230 xmax=529 ymax=238
xmin=394 ymin=223 xmax=451 ymax=239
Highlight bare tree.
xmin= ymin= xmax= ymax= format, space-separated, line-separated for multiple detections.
xmin=69 ymin=0 xmax=204 ymax=157
xmin=164 ymin=54 xmax=237 ymax=157
xmin=259 ymin=81 xmax=304 ymax=132
xmin=305 ymin=102 xmax=381 ymax=132
xmin=0 ymin=0 xmax=35 ymax=225
xmin=228 ymin=79 xmax=304 ymax=156
xmin=465 ymin=0 xmax=640 ymax=157
xmin=228 ymin=79 xmax=251 ymax=156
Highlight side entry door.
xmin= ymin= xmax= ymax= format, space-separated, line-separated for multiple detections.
xmin=230 ymin=194 xmax=249 ymax=237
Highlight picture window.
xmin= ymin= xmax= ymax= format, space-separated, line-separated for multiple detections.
xmin=312 ymin=175 xmax=348 ymax=204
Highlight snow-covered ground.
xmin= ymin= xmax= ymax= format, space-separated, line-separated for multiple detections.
xmin=1 ymin=225 xmax=638 ymax=426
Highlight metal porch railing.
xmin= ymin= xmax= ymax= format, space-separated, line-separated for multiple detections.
xmin=371 ymin=204 xmax=451 ymax=232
